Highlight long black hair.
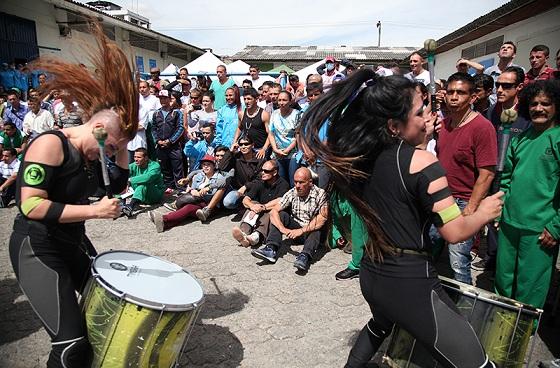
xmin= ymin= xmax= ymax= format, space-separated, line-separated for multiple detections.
xmin=300 ymin=68 xmax=416 ymax=260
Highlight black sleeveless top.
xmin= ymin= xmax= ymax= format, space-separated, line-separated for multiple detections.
xmin=241 ymin=108 xmax=267 ymax=148
xmin=363 ymin=140 xmax=438 ymax=251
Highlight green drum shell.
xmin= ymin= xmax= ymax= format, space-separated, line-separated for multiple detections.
xmin=82 ymin=277 xmax=198 ymax=368
xmin=384 ymin=276 xmax=542 ymax=368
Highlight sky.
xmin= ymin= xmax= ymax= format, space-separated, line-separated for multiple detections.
xmin=81 ymin=0 xmax=511 ymax=56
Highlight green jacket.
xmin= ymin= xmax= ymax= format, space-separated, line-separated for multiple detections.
xmin=129 ymin=160 xmax=164 ymax=191
xmin=329 ymin=193 xmax=367 ymax=249
xmin=0 ymin=130 xmax=24 ymax=149
xmin=500 ymin=125 xmax=560 ymax=238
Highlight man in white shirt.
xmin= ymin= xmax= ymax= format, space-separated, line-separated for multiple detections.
xmin=0 ymin=148 xmax=19 ymax=207
xmin=249 ymin=65 xmax=265 ymax=90
xmin=127 ymin=81 xmax=161 ymax=162
xmin=484 ymin=41 xmax=522 ymax=84
xmin=404 ymin=52 xmax=430 ymax=86
xmin=22 ymin=96 xmax=54 ymax=139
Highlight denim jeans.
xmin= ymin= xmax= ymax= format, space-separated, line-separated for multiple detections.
xmin=223 ymin=189 xmax=242 ymax=210
xmin=448 ymin=198 xmax=474 ymax=284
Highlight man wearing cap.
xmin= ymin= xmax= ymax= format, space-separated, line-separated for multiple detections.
xmin=149 ymin=154 xmax=227 ymax=231
xmin=3 ymin=90 xmax=29 ymax=131
xmin=320 ymin=57 xmax=345 ymax=93
xmin=152 ymin=89 xmax=184 ymax=191
xmin=404 ymin=52 xmax=430 ymax=86
xmin=147 ymin=67 xmax=169 ymax=91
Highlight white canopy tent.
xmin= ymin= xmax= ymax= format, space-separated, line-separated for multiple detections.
xmin=227 ymin=60 xmax=251 ymax=85
xmin=182 ymin=51 xmax=224 ymax=80
xmin=161 ymin=63 xmax=178 ymax=76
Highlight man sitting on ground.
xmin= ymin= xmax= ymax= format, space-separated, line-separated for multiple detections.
xmin=252 ymin=167 xmax=328 ymax=272
xmin=122 ymin=147 xmax=165 ymax=217
xmin=0 ymin=148 xmax=20 ymax=207
xmin=232 ymin=160 xmax=290 ymax=247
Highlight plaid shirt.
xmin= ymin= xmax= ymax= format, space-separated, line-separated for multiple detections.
xmin=279 ymin=185 xmax=326 ymax=226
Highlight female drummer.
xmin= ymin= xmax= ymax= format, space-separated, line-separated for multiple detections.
xmin=301 ymin=69 xmax=503 ymax=368
xmin=8 ymin=26 xmax=138 ymax=368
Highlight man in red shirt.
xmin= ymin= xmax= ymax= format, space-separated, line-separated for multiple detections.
xmin=524 ymin=45 xmax=555 ymax=84
xmin=436 ymin=72 xmax=497 ymax=284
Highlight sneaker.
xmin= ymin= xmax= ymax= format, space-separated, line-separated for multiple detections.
xmin=121 ymin=204 xmax=134 ymax=218
xmin=164 ymin=188 xmax=175 ymax=196
xmin=196 ymin=207 xmax=212 ymax=222
xmin=163 ymin=201 xmax=177 ymax=211
xmin=246 ymin=232 xmax=261 ymax=246
xmin=335 ymin=268 xmax=359 ymax=280
xmin=471 ymin=259 xmax=495 ymax=271
xmin=232 ymin=226 xmax=250 ymax=247
xmin=149 ymin=211 xmax=164 ymax=233
xmin=251 ymin=245 xmax=277 ymax=263
xmin=293 ymin=253 xmax=311 ymax=272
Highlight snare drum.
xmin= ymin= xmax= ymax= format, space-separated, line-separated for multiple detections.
xmin=384 ymin=276 xmax=542 ymax=368
xmin=82 ymin=250 xmax=204 ymax=368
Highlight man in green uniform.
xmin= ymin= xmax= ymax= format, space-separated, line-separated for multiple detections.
xmin=122 ymin=147 xmax=164 ymax=217
xmin=330 ymin=192 xmax=366 ymax=280
xmin=496 ymin=80 xmax=560 ymax=308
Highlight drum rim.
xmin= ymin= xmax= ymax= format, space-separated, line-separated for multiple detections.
xmin=91 ymin=250 xmax=205 ymax=312
xmin=439 ymin=276 xmax=542 ymax=316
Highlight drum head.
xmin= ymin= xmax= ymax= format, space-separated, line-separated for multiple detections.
xmin=92 ymin=251 xmax=204 ymax=311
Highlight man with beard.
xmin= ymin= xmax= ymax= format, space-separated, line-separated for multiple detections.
xmin=495 ymin=80 xmax=560 ymax=309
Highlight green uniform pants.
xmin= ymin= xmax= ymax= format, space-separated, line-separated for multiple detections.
xmin=132 ymin=184 xmax=164 ymax=205
xmin=495 ymin=222 xmax=558 ymax=309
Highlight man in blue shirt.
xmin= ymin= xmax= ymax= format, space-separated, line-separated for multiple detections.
xmin=3 ymin=90 xmax=29 ymax=131
xmin=184 ymin=122 xmax=217 ymax=171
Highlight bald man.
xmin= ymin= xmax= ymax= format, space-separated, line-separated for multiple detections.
xmin=252 ymin=167 xmax=328 ymax=272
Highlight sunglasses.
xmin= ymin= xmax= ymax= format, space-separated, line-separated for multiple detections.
xmin=495 ymin=82 xmax=518 ymax=90
xmin=239 ymin=142 xmax=252 ymax=147
xmin=261 ymin=168 xmax=275 ymax=174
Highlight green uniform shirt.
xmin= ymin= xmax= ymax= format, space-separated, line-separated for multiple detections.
xmin=500 ymin=125 xmax=560 ymax=238
xmin=129 ymin=160 xmax=164 ymax=191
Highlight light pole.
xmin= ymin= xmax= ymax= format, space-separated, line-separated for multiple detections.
xmin=377 ymin=21 xmax=381 ymax=47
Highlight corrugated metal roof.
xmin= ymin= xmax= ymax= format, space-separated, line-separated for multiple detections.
xmin=231 ymin=45 xmax=418 ymax=61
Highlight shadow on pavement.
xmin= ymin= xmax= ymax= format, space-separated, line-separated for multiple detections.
xmin=199 ymin=289 xmax=250 ymax=320
xmin=0 ymin=278 xmax=43 ymax=345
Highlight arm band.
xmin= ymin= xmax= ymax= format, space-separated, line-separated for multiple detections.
xmin=422 ymin=162 xmax=446 ymax=181
xmin=20 ymin=161 xmax=56 ymax=190
xmin=433 ymin=203 xmax=461 ymax=227
xmin=430 ymin=187 xmax=452 ymax=202
xmin=21 ymin=196 xmax=45 ymax=216
xmin=45 ymin=202 xmax=66 ymax=222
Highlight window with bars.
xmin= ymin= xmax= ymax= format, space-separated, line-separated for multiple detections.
xmin=461 ymin=35 xmax=505 ymax=59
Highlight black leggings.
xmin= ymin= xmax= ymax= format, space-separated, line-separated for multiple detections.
xmin=9 ymin=215 xmax=95 ymax=368
xmin=346 ymin=254 xmax=494 ymax=368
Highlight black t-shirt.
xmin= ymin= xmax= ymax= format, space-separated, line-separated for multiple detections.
xmin=241 ymin=108 xmax=268 ymax=149
xmin=246 ymin=177 xmax=290 ymax=204
xmin=363 ymin=141 xmax=438 ymax=251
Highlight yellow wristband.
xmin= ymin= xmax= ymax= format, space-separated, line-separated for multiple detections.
xmin=437 ymin=203 xmax=461 ymax=224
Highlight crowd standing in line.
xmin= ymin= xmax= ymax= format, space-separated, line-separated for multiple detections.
xmin=1 ymin=38 xmax=560 ymax=367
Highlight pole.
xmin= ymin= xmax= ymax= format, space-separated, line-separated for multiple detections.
xmin=377 ymin=21 xmax=381 ymax=47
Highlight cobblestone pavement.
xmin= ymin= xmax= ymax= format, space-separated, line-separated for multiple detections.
xmin=1 ymin=204 xmax=558 ymax=368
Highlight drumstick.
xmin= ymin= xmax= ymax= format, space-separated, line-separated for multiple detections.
xmin=491 ymin=109 xmax=517 ymax=193
xmin=424 ymin=39 xmax=439 ymax=140
xmin=92 ymin=127 xmax=113 ymax=198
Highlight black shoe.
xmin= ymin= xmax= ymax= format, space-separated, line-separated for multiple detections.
xmin=471 ymin=258 xmax=495 ymax=271
xmin=121 ymin=205 xmax=134 ymax=218
xmin=293 ymin=253 xmax=311 ymax=272
xmin=335 ymin=268 xmax=359 ymax=280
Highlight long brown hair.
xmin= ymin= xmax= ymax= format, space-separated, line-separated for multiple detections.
xmin=33 ymin=22 xmax=138 ymax=139
xmin=300 ymin=69 xmax=416 ymax=261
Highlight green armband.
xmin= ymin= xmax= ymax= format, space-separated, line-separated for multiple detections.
xmin=21 ymin=196 xmax=45 ymax=216
xmin=433 ymin=203 xmax=461 ymax=227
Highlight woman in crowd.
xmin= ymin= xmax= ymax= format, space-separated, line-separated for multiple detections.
xmin=215 ymin=86 xmax=243 ymax=148
xmin=8 ymin=24 xmax=137 ymax=368
xmin=268 ymin=90 xmax=299 ymax=185
xmin=301 ymin=69 xmax=503 ymax=368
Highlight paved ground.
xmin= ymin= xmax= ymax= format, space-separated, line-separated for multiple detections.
xmin=0 ymin=203 xmax=558 ymax=368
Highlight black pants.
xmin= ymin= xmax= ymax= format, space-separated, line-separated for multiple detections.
xmin=346 ymin=254 xmax=494 ymax=368
xmin=156 ymin=144 xmax=184 ymax=189
xmin=0 ymin=177 xmax=16 ymax=207
xmin=266 ymin=211 xmax=324 ymax=258
xmin=9 ymin=216 xmax=95 ymax=368
xmin=483 ymin=224 xmax=498 ymax=265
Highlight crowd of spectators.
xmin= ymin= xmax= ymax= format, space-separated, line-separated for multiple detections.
xmin=1 ymin=43 xmax=559 ymax=309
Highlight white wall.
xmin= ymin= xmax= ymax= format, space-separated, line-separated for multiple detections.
xmin=2 ymin=0 xmax=190 ymax=70
xmin=435 ymin=7 xmax=560 ymax=79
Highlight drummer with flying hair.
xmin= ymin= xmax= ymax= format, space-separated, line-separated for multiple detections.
xmin=8 ymin=24 xmax=138 ymax=368
xmin=300 ymin=69 xmax=504 ymax=367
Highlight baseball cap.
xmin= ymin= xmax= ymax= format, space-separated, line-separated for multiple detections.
xmin=157 ymin=90 xmax=169 ymax=98
xmin=325 ymin=56 xmax=335 ymax=63
xmin=200 ymin=154 xmax=216 ymax=164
